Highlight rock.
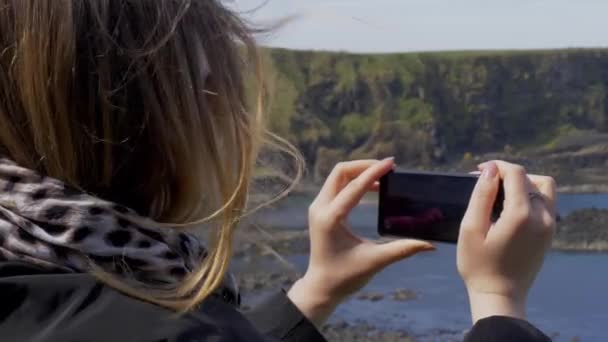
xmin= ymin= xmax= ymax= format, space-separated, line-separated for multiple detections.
xmin=554 ymin=208 xmax=608 ymax=251
xmin=391 ymin=289 xmax=417 ymax=302
xmin=357 ymin=292 xmax=385 ymax=302
xmin=331 ymin=320 xmax=349 ymax=330
xmin=321 ymin=321 xmax=414 ymax=342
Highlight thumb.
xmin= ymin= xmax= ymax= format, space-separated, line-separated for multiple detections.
xmin=460 ymin=161 xmax=500 ymax=241
xmin=370 ymin=239 xmax=435 ymax=269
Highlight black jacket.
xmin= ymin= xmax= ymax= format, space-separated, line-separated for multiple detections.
xmin=0 ymin=262 xmax=550 ymax=341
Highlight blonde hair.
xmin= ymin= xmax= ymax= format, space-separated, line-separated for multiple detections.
xmin=0 ymin=0 xmax=302 ymax=311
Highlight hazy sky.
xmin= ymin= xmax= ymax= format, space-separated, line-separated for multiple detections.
xmin=229 ymin=0 xmax=608 ymax=53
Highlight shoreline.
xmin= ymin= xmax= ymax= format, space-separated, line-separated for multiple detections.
xmin=240 ymin=221 xmax=608 ymax=254
xmin=250 ymin=199 xmax=608 ymax=255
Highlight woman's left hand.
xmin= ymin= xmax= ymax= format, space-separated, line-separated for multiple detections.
xmin=287 ymin=158 xmax=436 ymax=327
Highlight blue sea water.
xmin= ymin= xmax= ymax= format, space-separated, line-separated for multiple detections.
xmin=254 ymin=193 xmax=608 ymax=341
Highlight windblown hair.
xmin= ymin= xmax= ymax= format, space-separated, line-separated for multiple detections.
xmin=0 ymin=0 xmax=301 ymax=311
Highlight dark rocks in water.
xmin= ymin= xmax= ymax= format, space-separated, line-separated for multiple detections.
xmin=546 ymin=332 xmax=582 ymax=342
xmin=554 ymin=208 xmax=608 ymax=251
xmin=321 ymin=321 xmax=414 ymax=342
xmin=322 ymin=321 xmax=469 ymax=342
xmin=357 ymin=292 xmax=385 ymax=302
xmin=356 ymin=289 xmax=417 ymax=302
xmin=391 ymin=289 xmax=418 ymax=302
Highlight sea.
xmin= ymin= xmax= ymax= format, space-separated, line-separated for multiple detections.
xmin=253 ymin=193 xmax=608 ymax=341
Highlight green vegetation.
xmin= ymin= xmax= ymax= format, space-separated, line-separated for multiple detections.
xmin=262 ymin=48 xmax=608 ymax=181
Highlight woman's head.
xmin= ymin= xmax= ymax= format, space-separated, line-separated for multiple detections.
xmin=0 ymin=0 xmax=299 ymax=310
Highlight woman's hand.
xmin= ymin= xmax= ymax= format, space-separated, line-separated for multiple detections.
xmin=288 ymin=158 xmax=435 ymax=327
xmin=457 ymin=161 xmax=556 ymax=324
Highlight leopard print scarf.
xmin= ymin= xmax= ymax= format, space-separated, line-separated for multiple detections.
xmin=0 ymin=158 xmax=239 ymax=306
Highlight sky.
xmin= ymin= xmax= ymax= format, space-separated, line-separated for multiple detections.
xmin=228 ymin=0 xmax=608 ymax=53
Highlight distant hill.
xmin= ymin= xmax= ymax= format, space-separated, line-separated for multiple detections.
xmin=263 ymin=48 xmax=608 ymax=186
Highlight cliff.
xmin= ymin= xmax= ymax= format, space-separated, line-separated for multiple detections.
xmin=264 ymin=48 xmax=608 ymax=186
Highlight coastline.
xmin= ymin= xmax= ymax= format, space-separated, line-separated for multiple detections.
xmin=261 ymin=187 xmax=608 ymax=254
xmin=248 ymin=210 xmax=608 ymax=254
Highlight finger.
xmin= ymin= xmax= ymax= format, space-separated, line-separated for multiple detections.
xmin=527 ymin=181 xmax=547 ymax=224
xmin=330 ymin=158 xmax=395 ymax=219
xmin=369 ymin=181 xmax=380 ymax=192
xmin=526 ymin=176 xmax=557 ymax=236
xmin=488 ymin=161 xmax=530 ymax=215
xmin=528 ymin=174 xmax=557 ymax=214
xmin=316 ymin=160 xmax=380 ymax=204
xmin=368 ymin=239 xmax=435 ymax=269
xmin=460 ymin=161 xmax=500 ymax=241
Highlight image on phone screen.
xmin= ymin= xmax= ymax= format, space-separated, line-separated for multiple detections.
xmin=378 ymin=171 xmax=503 ymax=243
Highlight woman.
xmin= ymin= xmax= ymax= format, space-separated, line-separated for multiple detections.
xmin=0 ymin=1 xmax=554 ymax=341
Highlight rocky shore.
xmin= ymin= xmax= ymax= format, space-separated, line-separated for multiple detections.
xmin=320 ymin=321 xmax=415 ymax=342
xmin=554 ymin=208 xmax=608 ymax=252
xmin=230 ymin=205 xmax=607 ymax=341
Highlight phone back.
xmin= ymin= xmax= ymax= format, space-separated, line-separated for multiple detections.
xmin=378 ymin=170 xmax=504 ymax=243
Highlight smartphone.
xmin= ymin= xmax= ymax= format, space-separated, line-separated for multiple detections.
xmin=378 ymin=170 xmax=504 ymax=243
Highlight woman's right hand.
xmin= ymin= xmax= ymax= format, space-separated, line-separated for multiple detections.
xmin=288 ymin=159 xmax=435 ymax=327
xmin=457 ymin=161 xmax=556 ymax=324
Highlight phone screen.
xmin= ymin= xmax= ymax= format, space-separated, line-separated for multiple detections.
xmin=378 ymin=171 xmax=504 ymax=243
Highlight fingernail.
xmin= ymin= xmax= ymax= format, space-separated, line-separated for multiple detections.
xmin=482 ymin=162 xmax=498 ymax=180
xmin=383 ymin=157 xmax=396 ymax=169
xmin=422 ymin=244 xmax=436 ymax=252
